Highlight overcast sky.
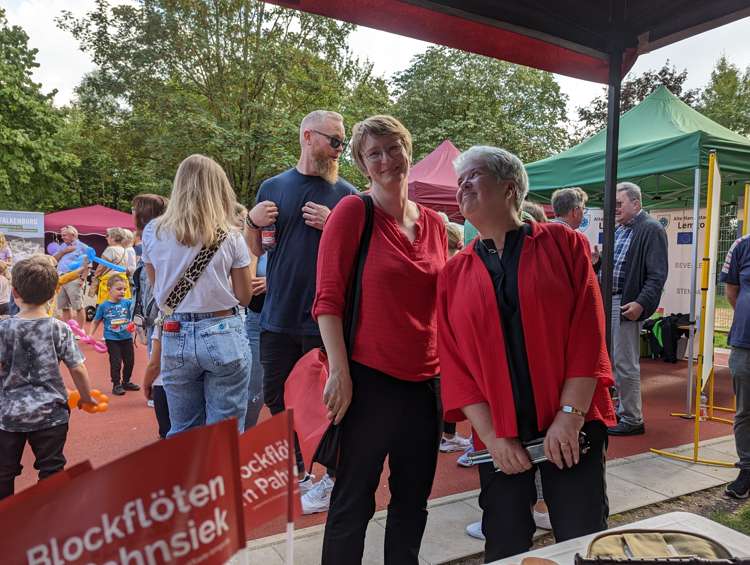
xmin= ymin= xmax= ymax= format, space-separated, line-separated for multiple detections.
xmin=5 ymin=0 xmax=750 ymax=123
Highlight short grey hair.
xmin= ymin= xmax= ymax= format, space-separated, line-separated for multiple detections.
xmin=617 ymin=182 xmax=642 ymax=203
xmin=61 ymin=225 xmax=78 ymax=237
xmin=551 ymin=187 xmax=588 ymax=217
xmin=299 ymin=110 xmax=344 ymax=145
xmin=106 ymin=227 xmax=128 ymax=244
xmin=453 ymin=146 xmax=529 ymax=211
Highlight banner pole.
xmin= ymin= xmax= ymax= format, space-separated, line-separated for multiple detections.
xmin=286 ymin=410 xmax=295 ymax=565
xmin=685 ymin=168 xmax=701 ymax=415
xmin=694 ymin=151 xmax=717 ymax=459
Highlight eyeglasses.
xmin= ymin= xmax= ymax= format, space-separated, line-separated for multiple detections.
xmin=364 ymin=143 xmax=404 ymax=163
xmin=312 ymin=130 xmax=347 ymax=151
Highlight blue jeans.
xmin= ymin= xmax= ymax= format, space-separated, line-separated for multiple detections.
xmin=160 ymin=312 xmax=251 ymax=436
xmin=244 ymin=310 xmax=264 ymax=430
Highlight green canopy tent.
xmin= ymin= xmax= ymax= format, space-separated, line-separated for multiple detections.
xmin=525 ymin=86 xmax=750 ymax=208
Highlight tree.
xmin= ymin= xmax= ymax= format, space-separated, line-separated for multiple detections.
xmin=57 ymin=0 xmax=390 ymax=204
xmin=699 ymin=56 xmax=750 ymax=136
xmin=391 ymin=47 xmax=569 ymax=163
xmin=576 ymin=62 xmax=700 ymax=139
xmin=0 ymin=8 xmax=78 ymax=211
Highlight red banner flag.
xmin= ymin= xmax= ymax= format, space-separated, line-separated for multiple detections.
xmin=0 ymin=419 xmax=246 ymax=565
xmin=239 ymin=411 xmax=301 ymax=534
xmin=0 ymin=461 xmax=93 ymax=514
xmin=284 ymin=348 xmax=330 ymax=470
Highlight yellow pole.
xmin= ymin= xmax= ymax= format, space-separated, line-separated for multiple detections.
xmin=694 ymin=151 xmax=717 ymax=459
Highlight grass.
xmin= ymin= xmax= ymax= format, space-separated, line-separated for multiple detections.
xmin=714 ymin=331 xmax=729 ymax=349
xmin=711 ymin=504 xmax=750 ymax=536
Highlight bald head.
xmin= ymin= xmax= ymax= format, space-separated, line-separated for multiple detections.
xmin=299 ymin=110 xmax=344 ymax=146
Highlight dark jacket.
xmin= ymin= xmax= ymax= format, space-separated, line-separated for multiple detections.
xmin=621 ymin=211 xmax=668 ymax=321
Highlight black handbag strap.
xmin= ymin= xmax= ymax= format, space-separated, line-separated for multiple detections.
xmin=343 ymin=194 xmax=375 ymax=353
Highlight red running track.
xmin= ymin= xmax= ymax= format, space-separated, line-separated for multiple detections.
xmin=16 ymin=340 xmax=736 ymax=540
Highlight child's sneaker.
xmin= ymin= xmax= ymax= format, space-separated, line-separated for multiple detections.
xmin=440 ymin=434 xmax=472 ymax=453
xmin=301 ymin=474 xmax=334 ymax=514
xmin=112 ymin=384 xmax=125 ymax=396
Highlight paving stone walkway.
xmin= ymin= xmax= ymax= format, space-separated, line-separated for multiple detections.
xmin=246 ymin=435 xmax=739 ymax=565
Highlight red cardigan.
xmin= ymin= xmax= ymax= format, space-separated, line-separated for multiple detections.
xmin=314 ymin=195 xmax=448 ymax=381
xmin=437 ymin=222 xmax=616 ymax=440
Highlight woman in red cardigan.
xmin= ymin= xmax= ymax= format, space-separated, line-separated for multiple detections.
xmin=438 ymin=145 xmax=616 ymax=562
xmin=314 ymin=115 xmax=447 ymax=564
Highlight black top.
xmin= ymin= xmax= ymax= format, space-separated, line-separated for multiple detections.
xmin=475 ymin=223 xmax=539 ymax=442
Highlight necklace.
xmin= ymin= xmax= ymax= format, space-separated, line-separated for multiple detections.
xmin=479 ymin=238 xmax=503 ymax=255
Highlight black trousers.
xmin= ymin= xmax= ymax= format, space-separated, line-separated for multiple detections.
xmin=152 ymin=385 xmax=171 ymax=439
xmin=260 ymin=330 xmax=323 ymax=474
xmin=106 ymin=339 xmax=135 ymax=386
xmin=322 ymin=362 xmax=441 ymax=565
xmin=0 ymin=423 xmax=69 ymax=499
xmin=478 ymin=421 xmax=609 ymax=562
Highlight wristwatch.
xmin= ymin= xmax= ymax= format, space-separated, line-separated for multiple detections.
xmin=560 ymin=404 xmax=586 ymax=418
xmin=245 ymin=213 xmax=261 ymax=230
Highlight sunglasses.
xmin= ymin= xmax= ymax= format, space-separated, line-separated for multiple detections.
xmin=312 ymin=129 xmax=347 ymax=151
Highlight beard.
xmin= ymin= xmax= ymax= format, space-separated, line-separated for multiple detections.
xmin=313 ymin=154 xmax=339 ymax=184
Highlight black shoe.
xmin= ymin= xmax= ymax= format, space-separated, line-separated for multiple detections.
xmin=607 ymin=421 xmax=645 ymax=436
xmin=112 ymin=384 xmax=125 ymax=396
xmin=122 ymin=382 xmax=140 ymax=391
xmin=725 ymin=469 xmax=750 ymax=499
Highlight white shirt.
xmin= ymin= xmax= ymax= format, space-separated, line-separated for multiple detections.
xmin=141 ymin=221 xmax=250 ymax=313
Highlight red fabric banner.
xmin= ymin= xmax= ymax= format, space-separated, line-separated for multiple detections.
xmin=284 ymin=348 xmax=330 ymax=470
xmin=0 ymin=419 xmax=246 ymax=565
xmin=0 ymin=461 xmax=93 ymax=514
xmin=239 ymin=411 xmax=301 ymax=534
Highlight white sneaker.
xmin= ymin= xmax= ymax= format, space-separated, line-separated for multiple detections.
xmin=440 ymin=434 xmax=472 ymax=453
xmin=298 ymin=472 xmax=316 ymax=496
xmin=147 ymin=400 xmax=155 ymax=408
xmin=533 ymin=509 xmax=552 ymax=530
xmin=465 ymin=521 xmax=485 ymax=540
xmin=457 ymin=444 xmax=477 ymax=467
xmin=301 ymin=474 xmax=334 ymax=515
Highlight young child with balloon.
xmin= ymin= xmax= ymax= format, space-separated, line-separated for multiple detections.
xmin=0 ymin=256 xmax=97 ymax=500
xmin=89 ymin=274 xmax=138 ymax=397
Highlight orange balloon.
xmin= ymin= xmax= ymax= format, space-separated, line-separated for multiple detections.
xmin=67 ymin=390 xmax=81 ymax=410
xmin=98 ymin=394 xmax=110 ymax=403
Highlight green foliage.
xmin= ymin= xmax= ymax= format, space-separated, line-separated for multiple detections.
xmin=576 ymin=62 xmax=700 ymax=139
xmin=391 ymin=47 xmax=569 ymax=163
xmin=56 ymin=0 xmax=390 ymax=205
xmin=712 ymin=503 xmax=750 ymax=535
xmin=0 ymin=8 xmax=78 ymax=212
xmin=699 ymin=56 xmax=750 ymax=136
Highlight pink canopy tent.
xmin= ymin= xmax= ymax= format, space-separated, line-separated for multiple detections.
xmin=44 ymin=205 xmax=135 ymax=236
xmin=408 ymin=140 xmax=464 ymax=223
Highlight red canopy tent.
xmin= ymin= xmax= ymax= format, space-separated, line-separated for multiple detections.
xmin=44 ymin=205 xmax=135 ymax=236
xmin=408 ymin=140 xmax=463 ymax=223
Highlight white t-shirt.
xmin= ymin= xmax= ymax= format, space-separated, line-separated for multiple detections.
xmin=141 ymin=221 xmax=250 ymax=313
xmin=124 ymin=247 xmax=137 ymax=274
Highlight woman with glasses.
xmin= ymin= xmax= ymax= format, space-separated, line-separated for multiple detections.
xmin=437 ymin=146 xmax=615 ymax=562
xmin=314 ymin=115 xmax=447 ymax=564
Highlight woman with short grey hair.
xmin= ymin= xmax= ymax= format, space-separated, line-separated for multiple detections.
xmin=438 ymin=146 xmax=615 ymax=561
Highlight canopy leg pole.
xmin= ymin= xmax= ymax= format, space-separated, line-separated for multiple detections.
xmin=602 ymin=47 xmax=623 ymax=353
xmin=685 ymin=168 xmax=701 ymax=414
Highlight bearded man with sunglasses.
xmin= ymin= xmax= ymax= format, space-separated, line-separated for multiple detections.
xmin=245 ymin=110 xmax=357 ymax=514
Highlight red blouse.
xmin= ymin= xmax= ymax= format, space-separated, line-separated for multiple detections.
xmin=437 ymin=222 xmax=616 ymax=440
xmin=314 ymin=195 xmax=448 ymax=381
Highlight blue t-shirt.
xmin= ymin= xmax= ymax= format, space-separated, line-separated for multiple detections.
xmin=94 ymin=299 xmax=133 ymax=341
xmin=720 ymin=235 xmax=750 ymax=348
xmin=256 ymin=168 xmax=357 ymax=335
xmin=56 ymin=240 xmax=89 ymax=274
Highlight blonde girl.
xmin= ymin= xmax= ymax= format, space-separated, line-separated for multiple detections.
xmin=141 ymin=154 xmax=253 ymax=435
